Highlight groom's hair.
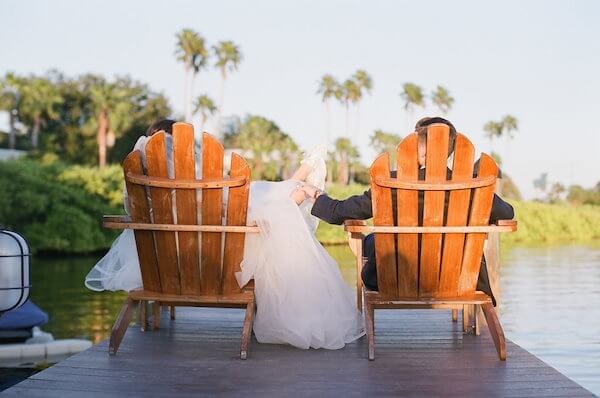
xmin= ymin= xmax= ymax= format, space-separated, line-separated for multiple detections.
xmin=415 ymin=117 xmax=457 ymax=156
xmin=146 ymin=119 xmax=176 ymax=136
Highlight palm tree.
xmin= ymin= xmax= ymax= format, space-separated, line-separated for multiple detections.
xmin=400 ymin=83 xmax=425 ymax=128
xmin=175 ymin=29 xmax=209 ymax=121
xmin=431 ymin=85 xmax=454 ymax=114
xmin=193 ymin=94 xmax=217 ymax=132
xmin=484 ymin=115 xmax=519 ymax=151
xmin=89 ymin=80 xmax=132 ymax=168
xmin=19 ymin=77 xmax=63 ymax=150
xmin=501 ymin=115 xmax=519 ymax=138
xmin=213 ymin=40 xmax=242 ymax=136
xmin=333 ymin=137 xmax=359 ymax=185
xmin=225 ymin=115 xmax=294 ymax=179
xmin=0 ymin=73 xmax=22 ymax=149
xmin=352 ymin=70 xmax=372 ymax=139
xmin=316 ymin=74 xmax=339 ymax=148
xmin=340 ymin=79 xmax=360 ymax=137
xmin=370 ymin=129 xmax=401 ymax=166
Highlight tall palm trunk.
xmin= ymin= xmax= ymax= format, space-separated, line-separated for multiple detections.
xmin=355 ymin=101 xmax=361 ymax=141
xmin=217 ymin=69 xmax=226 ymax=138
xmin=345 ymin=103 xmax=350 ymax=138
xmin=337 ymin=152 xmax=348 ymax=186
xmin=325 ymin=100 xmax=331 ymax=148
xmin=31 ymin=116 xmax=41 ymax=150
xmin=97 ymin=110 xmax=108 ymax=169
xmin=8 ymin=112 xmax=16 ymax=149
xmin=189 ymin=70 xmax=198 ymax=122
xmin=183 ymin=65 xmax=190 ymax=121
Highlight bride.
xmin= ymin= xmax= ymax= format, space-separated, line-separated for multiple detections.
xmin=86 ymin=120 xmax=364 ymax=350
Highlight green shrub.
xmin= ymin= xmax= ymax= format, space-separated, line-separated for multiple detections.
xmin=0 ymin=159 xmax=121 ymax=253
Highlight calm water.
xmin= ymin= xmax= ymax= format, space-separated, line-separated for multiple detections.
xmin=24 ymin=244 xmax=600 ymax=394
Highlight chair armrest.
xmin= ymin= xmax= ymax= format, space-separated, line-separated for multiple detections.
xmin=103 ymin=215 xmax=131 ymax=224
xmin=496 ymin=219 xmax=517 ymax=228
xmin=344 ymin=220 xmax=370 ymax=237
xmin=344 ymin=220 xmax=367 ymax=227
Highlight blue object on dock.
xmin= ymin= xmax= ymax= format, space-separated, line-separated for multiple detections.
xmin=0 ymin=300 xmax=48 ymax=330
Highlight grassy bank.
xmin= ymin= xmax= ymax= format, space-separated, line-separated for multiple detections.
xmin=2 ymin=158 xmax=598 ymax=253
xmin=315 ymin=184 xmax=600 ymax=246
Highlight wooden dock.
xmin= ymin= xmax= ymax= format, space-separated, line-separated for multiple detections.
xmin=2 ymin=307 xmax=594 ymax=397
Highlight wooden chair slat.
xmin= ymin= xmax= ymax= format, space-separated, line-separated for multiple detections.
xmin=145 ymin=132 xmax=181 ymax=295
xmin=438 ymin=134 xmax=475 ymax=297
xmin=200 ymin=133 xmax=224 ymax=295
xmin=173 ymin=123 xmax=201 ymax=295
xmin=458 ymin=153 xmax=498 ymax=296
xmin=361 ymin=124 xmax=513 ymax=361
xmin=395 ymin=133 xmax=419 ymax=297
xmin=419 ymin=124 xmax=449 ymax=297
xmin=221 ymin=153 xmax=251 ymax=294
xmin=123 ymin=151 xmax=161 ymax=292
xmin=370 ymin=153 xmax=397 ymax=297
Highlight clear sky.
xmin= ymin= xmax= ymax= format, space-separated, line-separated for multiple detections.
xmin=2 ymin=0 xmax=599 ymax=198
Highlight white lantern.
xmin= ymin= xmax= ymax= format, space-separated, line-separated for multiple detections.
xmin=0 ymin=230 xmax=31 ymax=313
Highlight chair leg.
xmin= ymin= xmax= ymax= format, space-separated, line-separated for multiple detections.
xmin=109 ymin=297 xmax=137 ymax=355
xmin=240 ymin=301 xmax=255 ymax=360
xmin=152 ymin=301 xmax=161 ymax=330
xmin=365 ymin=301 xmax=375 ymax=360
xmin=481 ymin=302 xmax=507 ymax=360
xmin=462 ymin=305 xmax=476 ymax=335
xmin=170 ymin=305 xmax=176 ymax=320
xmin=451 ymin=308 xmax=458 ymax=322
xmin=140 ymin=300 xmax=148 ymax=332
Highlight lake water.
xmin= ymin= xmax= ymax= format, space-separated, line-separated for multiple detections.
xmin=16 ymin=243 xmax=600 ymax=394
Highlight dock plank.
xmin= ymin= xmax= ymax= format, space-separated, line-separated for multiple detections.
xmin=2 ymin=308 xmax=594 ymax=397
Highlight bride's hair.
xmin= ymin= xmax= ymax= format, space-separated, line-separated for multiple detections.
xmin=146 ymin=119 xmax=176 ymax=136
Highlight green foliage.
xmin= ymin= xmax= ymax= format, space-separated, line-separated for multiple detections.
xmin=504 ymin=201 xmax=600 ymax=245
xmin=500 ymin=175 xmax=522 ymax=201
xmin=58 ymin=165 xmax=124 ymax=207
xmin=400 ymin=82 xmax=425 ymax=112
xmin=484 ymin=115 xmax=519 ymax=141
xmin=567 ymin=183 xmax=600 ymax=206
xmin=175 ymin=29 xmax=209 ymax=72
xmin=213 ymin=40 xmax=243 ymax=78
xmin=317 ymin=74 xmax=339 ymax=102
xmin=0 ymin=159 xmax=122 ymax=253
xmin=430 ymin=85 xmax=454 ymax=114
xmin=0 ymin=71 xmax=172 ymax=165
xmin=224 ymin=115 xmax=299 ymax=180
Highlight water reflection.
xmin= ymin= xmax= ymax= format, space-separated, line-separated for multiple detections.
xmin=499 ymin=243 xmax=600 ymax=395
xmin=28 ymin=243 xmax=600 ymax=395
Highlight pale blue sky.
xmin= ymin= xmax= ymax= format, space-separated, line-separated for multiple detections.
xmin=1 ymin=0 xmax=599 ymax=198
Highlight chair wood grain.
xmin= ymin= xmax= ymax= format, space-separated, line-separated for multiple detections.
xmin=352 ymin=123 xmax=516 ymax=361
xmin=106 ymin=124 xmax=256 ymax=359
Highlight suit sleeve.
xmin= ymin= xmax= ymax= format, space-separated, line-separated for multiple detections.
xmin=489 ymin=194 xmax=514 ymax=223
xmin=310 ymin=189 xmax=373 ymax=225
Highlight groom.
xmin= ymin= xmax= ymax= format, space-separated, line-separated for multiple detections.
xmin=301 ymin=117 xmax=514 ymax=306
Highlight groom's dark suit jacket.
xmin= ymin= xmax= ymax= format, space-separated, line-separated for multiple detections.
xmin=311 ymin=168 xmax=514 ymax=306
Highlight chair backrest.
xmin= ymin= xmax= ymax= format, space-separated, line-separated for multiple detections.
xmin=122 ymin=122 xmax=251 ymax=296
xmin=370 ymin=123 xmax=498 ymax=299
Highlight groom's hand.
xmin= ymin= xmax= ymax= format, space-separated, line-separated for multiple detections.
xmin=301 ymin=184 xmax=324 ymax=202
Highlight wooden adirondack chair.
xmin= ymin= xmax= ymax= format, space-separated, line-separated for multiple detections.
xmin=103 ymin=122 xmax=259 ymax=359
xmin=344 ymin=123 xmax=517 ymax=361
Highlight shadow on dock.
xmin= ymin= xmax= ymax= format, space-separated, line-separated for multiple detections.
xmin=1 ymin=308 xmax=594 ymax=397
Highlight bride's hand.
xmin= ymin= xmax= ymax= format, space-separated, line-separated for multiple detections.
xmin=290 ymin=186 xmax=307 ymax=205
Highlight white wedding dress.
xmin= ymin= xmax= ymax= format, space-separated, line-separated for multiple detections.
xmin=85 ymin=136 xmax=364 ymax=349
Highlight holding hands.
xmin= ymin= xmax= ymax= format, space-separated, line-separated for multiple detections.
xmin=290 ymin=183 xmax=324 ymax=205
